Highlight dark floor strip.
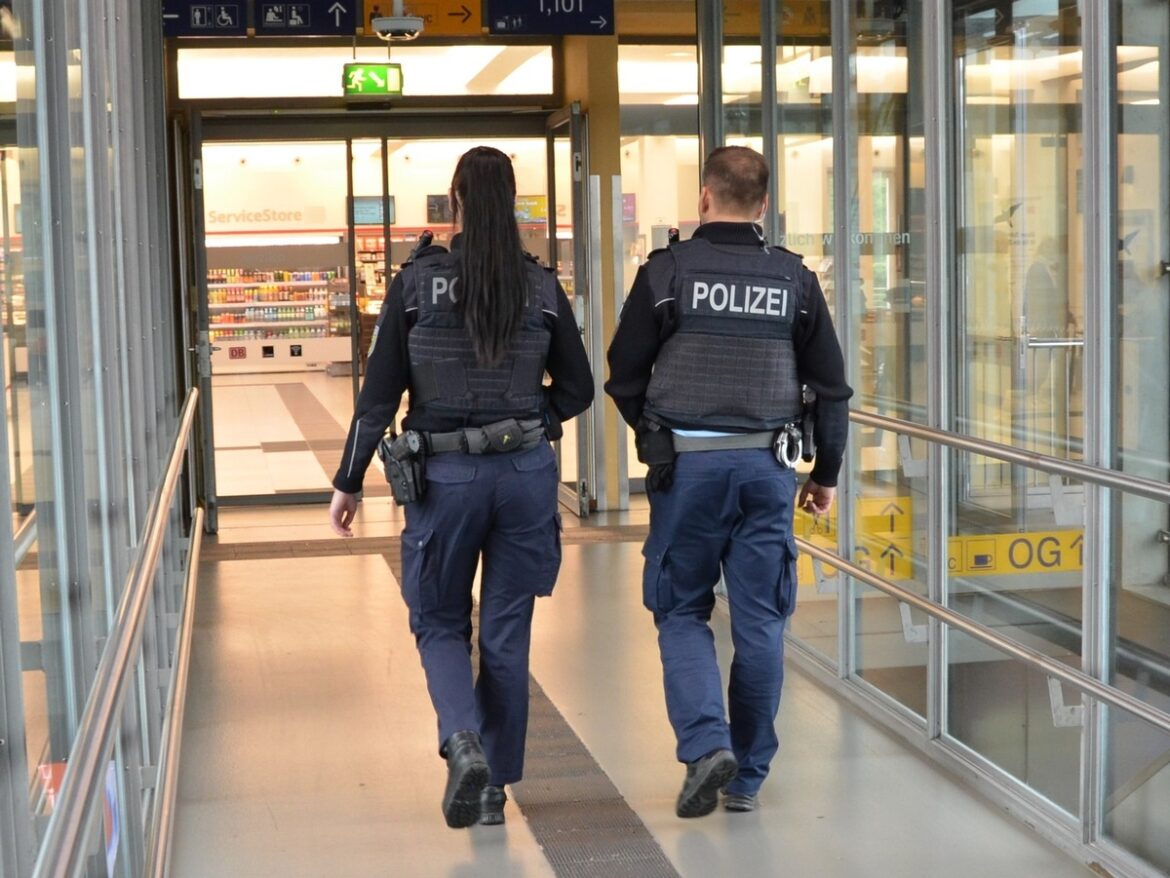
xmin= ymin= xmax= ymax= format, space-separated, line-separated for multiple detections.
xmin=515 ymin=676 xmax=681 ymax=878
xmin=378 ymin=552 xmax=680 ymax=878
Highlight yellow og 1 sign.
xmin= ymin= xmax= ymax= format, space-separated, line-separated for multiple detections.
xmin=948 ymin=530 xmax=1083 ymax=576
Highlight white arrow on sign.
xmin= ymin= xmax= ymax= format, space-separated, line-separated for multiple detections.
xmin=328 ymin=2 xmax=346 ymax=26
xmin=370 ymin=70 xmax=385 ymax=87
xmin=591 ymin=15 xmax=606 ymax=28
xmin=163 ymin=13 xmax=179 ymax=18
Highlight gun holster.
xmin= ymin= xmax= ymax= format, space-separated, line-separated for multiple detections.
xmin=800 ymin=387 xmax=817 ymax=463
xmin=635 ymin=418 xmax=676 ymax=466
xmin=377 ymin=430 xmax=428 ymax=506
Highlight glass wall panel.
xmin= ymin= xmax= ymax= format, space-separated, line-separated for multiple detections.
xmin=1 ymin=143 xmax=32 ymax=521
xmin=1108 ymin=3 xmax=1170 ymax=864
xmin=947 ymin=630 xmax=1082 ymax=814
xmin=848 ymin=1 xmax=929 ymax=714
xmin=946 ymin=445 xmax=1086 ymax=814
xmin=1104 ymin=711 xmax=1170 ymax=873
xmin=618 ymin=44 xmax=700 ymax=491
xmin=955 ymin=1 xmax=1085 ymax=472
xmin=4 ymin=0 xmax=185 ymax=869
xmin=772 ymin=41 xmax=838 ymax=661
xmin=723 ymin=41 xmax=761 ymax=143
xmin=949 ymin=0 xmax=1085 ymax=816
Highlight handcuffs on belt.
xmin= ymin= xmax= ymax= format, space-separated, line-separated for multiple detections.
xmin=773 ymin=423 xmax=803 ymax=468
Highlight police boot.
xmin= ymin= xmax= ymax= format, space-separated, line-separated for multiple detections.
xmin=676 ymin=749 xmax=738 ymax=818
xmin=441 ymin=730 xmax=490 ymax=828
xmin=479 ymin=784 xmax=507 ymax=826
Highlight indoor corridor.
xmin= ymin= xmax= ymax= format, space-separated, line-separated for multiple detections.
xmin=169 ymin=504 xmax=1096 ymax=878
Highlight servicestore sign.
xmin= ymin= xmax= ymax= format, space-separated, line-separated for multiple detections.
xmin=202 ymin=142 xmax=346 ymax=230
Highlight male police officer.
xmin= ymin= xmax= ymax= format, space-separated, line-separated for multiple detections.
xmin=605 ymin=146 xmax=851 ymax=817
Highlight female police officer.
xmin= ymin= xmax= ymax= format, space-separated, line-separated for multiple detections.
xmin=329 ymin=146 xmax=592 ymax=828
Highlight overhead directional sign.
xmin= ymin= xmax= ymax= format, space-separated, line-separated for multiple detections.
xmin=487 ymin=0 xmax=614 ymax=35
xmin=163 ymin=1 xmax=247 ymax=36
xmin=256 ymin=1 xmax=357 ymax=35
xmin=380 ymin=1 xmax=482 ymax=36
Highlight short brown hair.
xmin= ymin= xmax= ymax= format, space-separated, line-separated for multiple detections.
xmin=702 ymin=146 xmax=768 ymax=214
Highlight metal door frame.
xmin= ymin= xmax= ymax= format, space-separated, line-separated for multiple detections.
xmin=545 ymin=103 xmax=594 ymax=517
xmin=182 ymin=111 xmax=555 ymax=519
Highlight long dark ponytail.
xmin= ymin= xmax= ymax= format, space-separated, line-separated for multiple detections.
xmin=450 ymin=146 xmax=528 ymax=367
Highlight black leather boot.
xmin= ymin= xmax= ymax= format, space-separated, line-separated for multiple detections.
xmin=441 ymin=730 xmax=490 ymax=828
xmin=479 ymin=785 xmax=507 ymax=826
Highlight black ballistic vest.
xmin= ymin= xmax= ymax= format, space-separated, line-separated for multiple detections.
xmin=406 ymin=250 xmax=554 ymax=420
xmin=644 ymin=238 xmax=803 ymax=432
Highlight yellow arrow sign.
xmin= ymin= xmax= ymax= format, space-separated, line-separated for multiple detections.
xmin=413 ymin=1 xmax=481 ymax=35
xmin=795 ymin=495 xmax=913 ymax=540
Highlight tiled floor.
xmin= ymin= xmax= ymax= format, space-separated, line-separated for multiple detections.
xmin=206 ymin=371 xmax=585 ymax=501
xmin=171 ymin=513 xmax=1097 ymax=878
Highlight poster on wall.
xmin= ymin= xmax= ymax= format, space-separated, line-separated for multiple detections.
xmin=352 ymin=195 xmax=395 ymax=226
xmin=622 ymin=193 xmax=637 ymax=224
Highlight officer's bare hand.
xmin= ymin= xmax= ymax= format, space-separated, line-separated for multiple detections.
xmin=798 ymin=479 xmax=835 ymax=516
xmin=330 ymin=490 xmax=358 ymax=537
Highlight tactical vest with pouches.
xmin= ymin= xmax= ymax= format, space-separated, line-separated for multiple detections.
xmin=644 ymin=237 xmax=803 ymax=432
xmin=406 ymin=249 xmax=554 ymax=420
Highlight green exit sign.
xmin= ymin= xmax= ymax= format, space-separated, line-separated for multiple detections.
xmin=343 ymin=63 xmax=404 ymax=98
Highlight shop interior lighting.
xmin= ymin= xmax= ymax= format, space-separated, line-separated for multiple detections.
xmin=0 ymin=52 xmax=14 ymax=103
xmin=177 ymin=45 xmax=552 ymax=100
xmin=206 ymin=234 xmax=344 ymax=248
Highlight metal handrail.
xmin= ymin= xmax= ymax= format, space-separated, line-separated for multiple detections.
xmin=14 ymin=510 xmax=37 ymax=566
xmin=851 ymin=409 xmax=1170 ymax=506
xmin=145 ymin=506 xmax=204 ymax=878
xmin=798 ymin=538 xmax=1170 ymax=736
xmin=33 ymin=388 xmax=199 ymax=878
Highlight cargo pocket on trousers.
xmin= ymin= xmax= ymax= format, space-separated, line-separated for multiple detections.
xmin=532 ymin=512 xmax=562 ymax=597
xmin=400 ymin=527 xmax=437 ymax=613
xmin=641 ymin=540 xmax=676 ymax=615
xmin=777 ymin=535 xmax=799 ymax=618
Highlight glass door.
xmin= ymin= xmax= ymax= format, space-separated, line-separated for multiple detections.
xmin=193 ymin=129 xmax=559 ymax=510
xmin=546 ymin=104 xmax=593 ymax=516
xmin=197 ymin=138 xmax=355 ymax=505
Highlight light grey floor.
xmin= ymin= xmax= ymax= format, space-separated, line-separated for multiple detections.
xmin=171 ymin=535 xmax=1095 ymax=878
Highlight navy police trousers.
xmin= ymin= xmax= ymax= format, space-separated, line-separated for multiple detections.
xmin=399 ymin=441 xmax=562 ymax=785
xmin=643 ymin=448 xmax=798 ymax=796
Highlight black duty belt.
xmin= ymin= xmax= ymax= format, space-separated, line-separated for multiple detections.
xmin=425 ymin=418 xmax=545 ymax=455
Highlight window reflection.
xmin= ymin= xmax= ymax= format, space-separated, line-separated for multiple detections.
xmin=1106 ymin=1 xmax=1170 ymax=869
xmin=950 ymin=0 xmax=1085 ymax=818
xmin=618 ymin=44 xmax=700 ymax=490
xmin=845 ymin=3 xmax=929 ymax=714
